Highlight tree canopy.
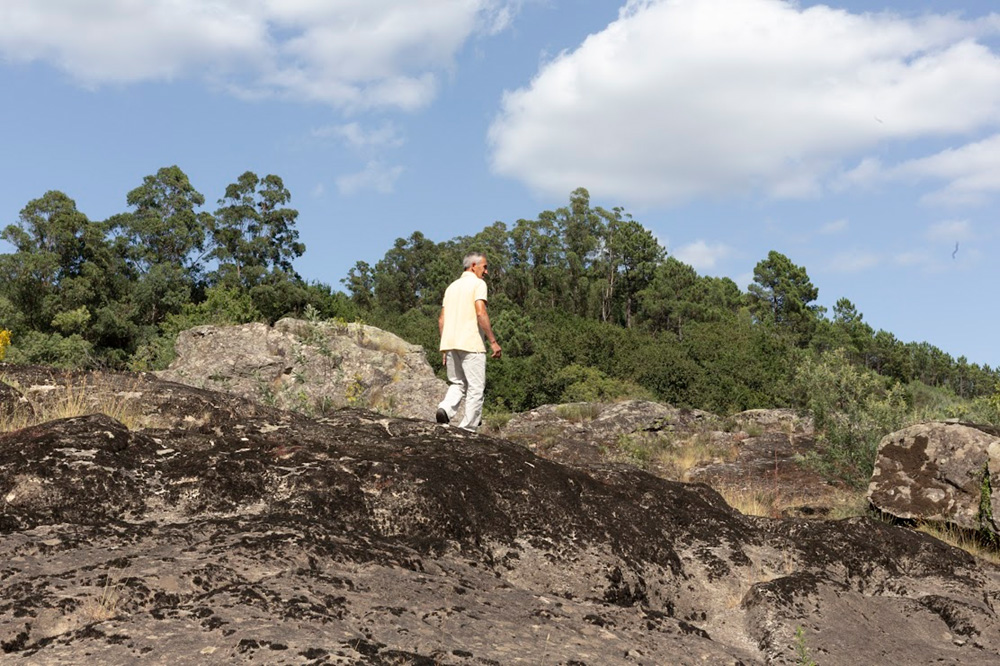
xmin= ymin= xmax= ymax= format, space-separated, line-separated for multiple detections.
xmin=0 ymin=171 xmax=993 ymax=422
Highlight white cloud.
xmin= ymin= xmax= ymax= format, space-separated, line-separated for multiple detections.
xmin=926 ymin=220 xmax=972 ymax=242
xmin=828 ymin=250 xmax=880 ymax=273
xmin=673 ymin=240 xmax=733 ymax=271
xmin=889 ymin=134 xmax=1000 ymax=205
xmin=488 ymin=0 xmax=1000 ymax=205
xmin=336 ymin=161 xmax=405 ymax=195
xmin=820 ymin=219 xmax=849 ymax=235
xmin=313 ymin=122 xmax=405 ymax=150
xmin=0 ymin=1 xmax=519 ymax=110
xmin=893 ymin=250 xmax=930 ymax=267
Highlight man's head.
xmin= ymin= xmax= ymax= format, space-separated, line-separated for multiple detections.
xmin=463 ymin=252 xmax=488 ymax=278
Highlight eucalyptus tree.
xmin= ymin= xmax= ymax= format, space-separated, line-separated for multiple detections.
xmin=506 ymin=213 xmax=566 ymax=310
xmin=371 ymin=231 xmax=450 ymax=313
xmin=0 ymin=191 xmax=117 ymax=333
xmin=343 ymin=260 xmax=375 ymax=310
xmin=108 ymin=166 xmax=214 ymax=328
xmin=595 ymin=206 xmax=663 ymax=327
xmin=555 ymin=187 xmax=602 ymax=316
xmin=210 ymin=171 xmax=305 ymax=289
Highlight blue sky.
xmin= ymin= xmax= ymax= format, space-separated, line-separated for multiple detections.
xmin=2 ymin=0 xmax=1000 ymax=368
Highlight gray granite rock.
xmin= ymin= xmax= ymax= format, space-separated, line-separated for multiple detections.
xmin=156 ymin=318 xmax=453 ymax=422
xmin=868 ymin=421 xmax=1000 ymax=536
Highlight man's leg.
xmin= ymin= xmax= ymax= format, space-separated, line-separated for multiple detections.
xmin=456 ymin=352 xmax=486 ymax=432
xmin=437 ymin=351 xmax=468 ymax=422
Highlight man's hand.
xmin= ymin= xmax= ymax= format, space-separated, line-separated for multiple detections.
xmin=441 ymin=351 xmax=447 ymax=367
xmin=490 ymin=340 xmax=502 ymax=359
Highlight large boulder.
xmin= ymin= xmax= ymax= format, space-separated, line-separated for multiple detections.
xmin=868 ymin=421 xmax=1000 ymax=535
xmin=156 ymin=318 xmax=451 ymax=422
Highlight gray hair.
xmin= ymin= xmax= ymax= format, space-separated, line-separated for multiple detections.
xmin=463 ymin=252 xmax=486 ymax=269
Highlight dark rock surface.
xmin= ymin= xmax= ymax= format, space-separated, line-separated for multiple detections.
xmin=869 ymin=421 xmax=1000 ymax=536
xmin=0 ymin=366 xmax=999 ymax=664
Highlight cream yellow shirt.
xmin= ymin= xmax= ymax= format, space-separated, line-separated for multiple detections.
xmin=439 ymin=271 xmax=488 ymax=352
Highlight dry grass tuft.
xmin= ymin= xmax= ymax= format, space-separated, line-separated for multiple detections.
xmin=0 ymin=376 xmax=143 ymax=433
xmin=655 ymin=432 xmax=740 ymax=480
xmin=716 ymin=485 xmax=790 ymax=518
xmin=78 ymin=565 xmax=134 ymax=623
xmin=917 ymin=522 xmax=1000 ymax=566
xmin=555 ymin=403 xmax=602 ymax=423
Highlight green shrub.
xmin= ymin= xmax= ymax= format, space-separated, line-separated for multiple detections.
xmin=554 ymin=364 xmax=648 ymax=403
xmin=793 ymin=349 xmax=907 ymax=487
xmin=6 ymin=330 xmax=94 ymax=368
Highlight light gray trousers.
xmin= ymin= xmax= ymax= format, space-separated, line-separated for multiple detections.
xmin=438 ymin=350 xmax=486 ymax=431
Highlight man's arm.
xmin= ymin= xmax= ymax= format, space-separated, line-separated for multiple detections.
xmin=475 ymin=300 xmax=502 ymax=358
xmin=438 ymin=308 xmax=446 ymax=366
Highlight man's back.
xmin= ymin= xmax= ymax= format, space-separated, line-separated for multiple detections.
xmin=439 ymin=272 xmax=487 ymax=353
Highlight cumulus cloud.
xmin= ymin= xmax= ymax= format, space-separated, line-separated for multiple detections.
xmin=820 ymin=219 xmax=849 ymax=235
xmin=0 ymin=0 xmax=519 ymax=110
xmin=336 ymin=161 xmax=405 ymax=195
xmin=488 ymin=0 xmax=1000 ymax=205
xmin=926 ymin=219 xmax=973 ymax=242
xmin=889 ymin=134 xmax=1000 ymax=205
xmin=313 ymin=122 xmax=405 ymax=151
xmin=673 ymin=240 xmax=733 ymax=271
xmin=828 ymin=250 xmax=880 ymax=273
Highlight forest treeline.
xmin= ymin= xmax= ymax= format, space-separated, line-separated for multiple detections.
xmin=1 ymin=167 xmax=996 ymax=429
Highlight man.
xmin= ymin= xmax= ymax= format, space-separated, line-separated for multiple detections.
xmin=436 ymin=252 xmax=502 ymax=432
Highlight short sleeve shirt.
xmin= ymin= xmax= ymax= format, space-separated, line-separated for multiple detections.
xmin=439 ymin=271 xmax=488 ymax=352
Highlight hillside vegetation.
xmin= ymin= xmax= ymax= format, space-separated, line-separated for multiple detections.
xmin=1 ymin=166 xmax=999 ymax=486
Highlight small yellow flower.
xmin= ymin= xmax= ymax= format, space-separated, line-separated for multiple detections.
xmin=0 ymin=329 xmax=10 ymax=361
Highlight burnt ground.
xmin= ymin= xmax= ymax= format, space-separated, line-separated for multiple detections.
xmin=0 ymin=366 xmax=998 ymax=664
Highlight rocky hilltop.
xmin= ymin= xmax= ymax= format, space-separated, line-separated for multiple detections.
xmin=0 ymin=364 xmax=999 ymax=665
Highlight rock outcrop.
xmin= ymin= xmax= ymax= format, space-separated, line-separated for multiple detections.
xmin=0 ymin=365 xmax=999 ymax=664
xmin=868 ymin=421 xmax=1000 ymax=536
xmin=496 ymin=400 xmax=715 ymax=466
xmin=156 ymin=318 xmax=449 ymax=422
xmin=499 ymin=401 xmax=838 ymax=515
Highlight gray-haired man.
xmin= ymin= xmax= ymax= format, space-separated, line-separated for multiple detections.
xmin=435 ymin=252 xmax=502 ymax=431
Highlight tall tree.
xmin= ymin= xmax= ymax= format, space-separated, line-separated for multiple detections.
xmin=507 ymin=214 xmax=566 ymax=310
xmin=556 ymin=187 xmax=601 ymax=316
xmin=210 ymin=172 xmax=304 ymax=289
xmin=595 ymin=207 xmax=663 ymax=327
xmin=747 ymin=250 xmax=821 ymax=345
xmin=0 ymin=191 xmax=115 ymax=332
xmin=342 ymin=260 xmax=375 ymax=310
xmin=372 ymin=231 xmax=449 ymax=313
xmin=108 ymin=166 xmax=213 ymax=327
xmin=115 ymin=165 xmax=210 ymax=271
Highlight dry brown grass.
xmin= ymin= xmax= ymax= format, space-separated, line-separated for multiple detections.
xmin=716 ymin=483 xmax=870 ymax=520
xmin=654 ymin=432 xmax=740 ymax=480
xmin=555 ymin=403 xmax=602 ymax=423
xmin=78 ymin=565 xmax=133 ymax=623
xmin=0 ymin=376 xmax=143 ymax=433
xmin=917 ymin=522 xmax=1000 ymax=566
xmin=716 ymin=485 xmax=791 ymax=518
